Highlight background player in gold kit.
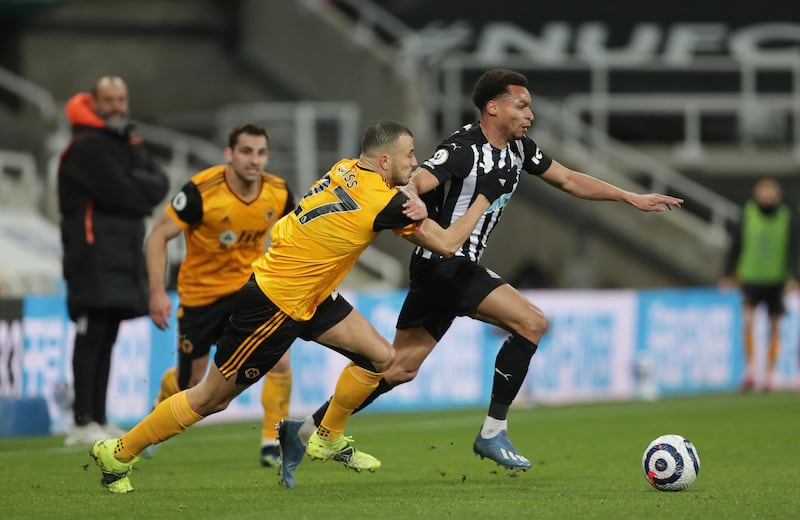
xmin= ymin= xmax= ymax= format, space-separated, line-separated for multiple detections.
xmin=90 ymin=120 xmax=516 ymax=493
xmin=145 ymin=123 xmax=295 ymax=467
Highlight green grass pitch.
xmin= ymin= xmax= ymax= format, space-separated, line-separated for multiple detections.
xmin=1 ymin=391 xmax=798 ymax=519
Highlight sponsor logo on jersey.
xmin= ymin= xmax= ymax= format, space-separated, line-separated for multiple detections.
xmin=219 ymin=230 xmax=238 ymax=245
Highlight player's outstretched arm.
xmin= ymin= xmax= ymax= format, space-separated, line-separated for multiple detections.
xmin=541 ymin=160 xmax=683 ymax=212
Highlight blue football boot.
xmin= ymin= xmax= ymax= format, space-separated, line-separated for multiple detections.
xmin=277 ymin=419 xmax=306 ymax=489
xmin=473 ymin=430 xmax=532 ymax=471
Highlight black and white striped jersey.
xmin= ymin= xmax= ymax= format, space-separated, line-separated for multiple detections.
xmin=415 ymin=122 xmax=552 ymax=262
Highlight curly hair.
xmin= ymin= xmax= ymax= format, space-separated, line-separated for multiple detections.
xmin=471 ymin=69 xmax=529 ymax=112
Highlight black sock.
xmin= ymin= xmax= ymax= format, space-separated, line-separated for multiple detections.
xmin=489 ymin=334 xmax=538 ymax=420
xmin=311 ymin=378 xmax=394 ymax=426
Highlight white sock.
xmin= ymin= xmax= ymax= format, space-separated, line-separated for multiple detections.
xmin=480 ymin=417 xmax=507 ymax=439
xmin=261 ymin=439 xmax=279 ymax=448
xmin=298 ymin=415 xmax=316 ymax=444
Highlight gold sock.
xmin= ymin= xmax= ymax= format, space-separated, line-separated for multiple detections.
xmin=319 ymin=362 xmax=384 ymax=440
xmin=317 ymin=425 xmax=333 ymax=440
xmin=261 ymin=369 xmax=292 ymax=442
xmin=115 ymin=390 xmax=202 ymax=461
xmin=156 ymin=367 xmax=180 ymax=404
xmin=114 ymin=437 xmax=136 ymax=462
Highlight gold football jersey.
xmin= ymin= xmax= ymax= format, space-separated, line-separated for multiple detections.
xmin=167 ymin=166 xmax=293 ymax=306
xmin=253 ymin=158 xmax=416 ymax=321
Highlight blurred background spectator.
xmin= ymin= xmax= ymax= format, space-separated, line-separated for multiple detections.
xmin=58 ymin=75 xmax=168 ymax=444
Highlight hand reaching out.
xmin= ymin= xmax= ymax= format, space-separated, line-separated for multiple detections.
xmin=629 ymin=193 xmax=684 ymax=212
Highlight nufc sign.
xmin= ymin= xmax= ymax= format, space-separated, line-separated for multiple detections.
xmin=469 ymin=22 xmax=800 ymax=65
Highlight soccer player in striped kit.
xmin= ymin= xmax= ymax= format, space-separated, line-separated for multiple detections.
xmin=282 ymin=69 xmax=683 ymax=477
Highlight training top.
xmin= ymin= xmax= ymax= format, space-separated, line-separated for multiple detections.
xmin=253 ymin=158 xmax=417 ymax=321
xmin=167 ymin=166 xmax=294 ymax=306
xmin=735 ymin=200 xmax=791 ymax=284
xmin=415 ymin=122 xmax=552 ymax=262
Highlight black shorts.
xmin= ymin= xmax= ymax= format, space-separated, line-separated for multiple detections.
xmin=741 ymin=283 xmax=785 ymax=316
xmin=396 ymin=255 xmax=506 ymax=341
xmin=177 ymin=292 xmax=238 ymax=361
xmin=214 ymin=278 xmax=353 ymax=386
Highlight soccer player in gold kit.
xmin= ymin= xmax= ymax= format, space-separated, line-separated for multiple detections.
xmin=145 ymin=123 xmax=294 ymax=467
xmin=90 ymin=120 xmax=516 ymax=492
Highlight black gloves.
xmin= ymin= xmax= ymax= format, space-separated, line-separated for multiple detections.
xmin=475 ymin=168 xmax=517 ymax=202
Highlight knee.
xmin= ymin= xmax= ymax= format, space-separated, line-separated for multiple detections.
xmin=373 ymin=344 xmax=395 ymax=373
xmin=271 ymin=354 xmax=291 ymax=373
xmin=515 ymin=307 xmax=548 ymax=343
xmin=186 ymin=386 xmax=233 ymax=417
xmin=198 ymin=396 xmax=233 ymax=417
xmin=384 ymin=347 xmax=421 ymax=386
xmin=211 ymin=396 xmax=235 ymax=415
xmin=187 ymin=374 xmax=204 ymax=389
xmin=385 ymin=363 xmax=418 ymax=386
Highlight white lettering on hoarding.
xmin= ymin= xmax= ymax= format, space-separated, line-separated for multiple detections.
xmin=522 ymin=290 xmax=637 ymax=404
xmin=107 ymin=319 xmax=152 ymax=420
xmin=474 ymin=22 xmax=800 ymax=65
xmin=0 ymin=319 xmax=23 ymax=396
xmin=23 ymin=316 xmax=71 ymax=426
xmin=644 ymin=302 xmax=734 ymax=388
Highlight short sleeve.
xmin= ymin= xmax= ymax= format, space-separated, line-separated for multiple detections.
xmin=373 ymin=192 xmax=416 ymax=232
xmin=422 ymin=142 xmax=475 ymax=184
xmin=165 ymin=181 xmax=203 ymax=228
xmin=521 ymin=136 xmax=553 ymax=175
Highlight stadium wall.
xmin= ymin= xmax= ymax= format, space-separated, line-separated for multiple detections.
xmin=1 ymin=288 xmax=798 ymax=435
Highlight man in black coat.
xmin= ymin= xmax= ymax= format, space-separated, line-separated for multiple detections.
xmin=58 ymin=76 xmax=169 ymax=445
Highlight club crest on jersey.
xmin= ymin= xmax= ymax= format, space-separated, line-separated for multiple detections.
xmin=179 ymin=336 xmax=194 ymax=354
xmin=219 ymin=230 xmax=238 ymax=245
xmin=244 ymin=368 xmax=261 ymax=379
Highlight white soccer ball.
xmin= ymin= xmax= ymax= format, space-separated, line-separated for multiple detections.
xmin=641 ymin=434 xmax=700 ymax=491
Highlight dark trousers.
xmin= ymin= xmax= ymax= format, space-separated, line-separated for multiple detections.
xmin=71 ymin=311 xmax=122 ymax=426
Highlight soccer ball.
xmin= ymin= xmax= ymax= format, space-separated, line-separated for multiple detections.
xmin=642 ymin=434 xmax=700 ymax=491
